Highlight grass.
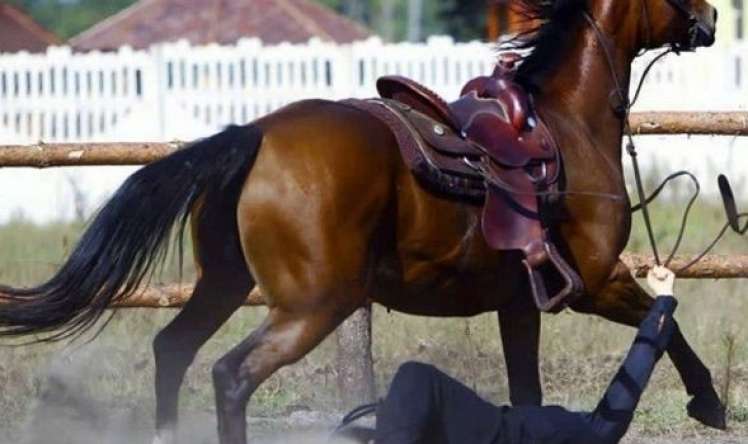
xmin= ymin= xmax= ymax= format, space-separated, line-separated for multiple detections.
xmin=0 ymin=175 xmax=746 ymax=442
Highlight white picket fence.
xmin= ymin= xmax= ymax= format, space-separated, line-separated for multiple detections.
xmin=631 ymin=43 xmax=747 ymax=111
xmin=2 ymin=36 xmax=745 ymax=144
xmin=0 ymin=37 xmax=496 ymax=144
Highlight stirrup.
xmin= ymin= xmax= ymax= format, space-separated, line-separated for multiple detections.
xmin=522 ymin=239 xmax=584 ymax=313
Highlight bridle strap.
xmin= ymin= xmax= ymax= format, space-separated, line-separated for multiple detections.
xmin=582 ymin=13 xmax=629 ymax=115
xmin=667 ymin=0 xmax=703 ymax=52
xmin=667 ymin=0 xmax=695 ymax=19
xmin=586 ymin=1 xmax=746 ymax=272
xmin=676 ymin=175 xmax=747 ymax=272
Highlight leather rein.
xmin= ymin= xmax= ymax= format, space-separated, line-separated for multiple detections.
xmin=584 ymin=1 xmax=747 ymax=273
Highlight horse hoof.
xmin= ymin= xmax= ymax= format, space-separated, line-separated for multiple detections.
xmin=687 ymin=393 xmax=727 ymax=430
xmin=152 ymin=429 xmax=176 ymax=444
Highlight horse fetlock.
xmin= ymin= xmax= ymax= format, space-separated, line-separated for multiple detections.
xmin=224 ymin=379 xmax=255 ymax=412
xmin=213 ymin=364 xmax=254 ymax=412
xmin=681 ymin=361 xmax=715 ymax=398
xmin=509 ymin=389 xmax=542 ymax=407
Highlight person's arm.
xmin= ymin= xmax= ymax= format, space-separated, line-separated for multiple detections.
xmin=584 ymin=267 xmax=679 ymax=443
xmin=641 ymin=266 xmax=678 ymax=352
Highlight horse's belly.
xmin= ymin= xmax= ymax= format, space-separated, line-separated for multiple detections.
xmin=371 ymin=252 xmax=527 ymax=317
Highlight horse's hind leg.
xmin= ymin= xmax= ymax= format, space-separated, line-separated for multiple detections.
xmin=152 ymin=273 xmax=252 ymax=444
xmin=152 ymin=199 xmax=254 ymax=444
xmin=572 ymin=262 xmax=726 ymax=430
xmin=212 ymin=302 xmax=357 ymax=444
xmin=210 ymin=100 xmax=396 ymax=443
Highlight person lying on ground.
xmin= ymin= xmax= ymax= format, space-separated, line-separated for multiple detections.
xmin=336 ymin=266 xmax=679 ymax=444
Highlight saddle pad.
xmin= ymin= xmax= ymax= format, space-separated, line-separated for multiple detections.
xmin=341 ymin=98 xmax=485 ymax=203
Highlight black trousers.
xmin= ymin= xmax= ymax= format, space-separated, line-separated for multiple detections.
xmin=375 ymin=296 xmax=678 ymax=444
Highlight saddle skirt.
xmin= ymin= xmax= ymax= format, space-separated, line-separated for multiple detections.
xmin=342 ymin=55 xmax=583 ymax=313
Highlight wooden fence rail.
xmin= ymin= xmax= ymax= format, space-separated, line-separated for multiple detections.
xmin=0 ymin=112 xmax=746 ymax=169
xmin=1 ymin=254 xmax=747 ymax=309
xmin=0 ymin=142 xmax=179 ymax=167
xmin=629 ymin=112 xmax=748 ymax=136
xmin=88 ymin=254 xmax=748 ymax=309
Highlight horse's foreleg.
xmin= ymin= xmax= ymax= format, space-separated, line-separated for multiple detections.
xmin=498 ymin=297 xmax=542 ymax=406
xmin=669 ymin=322 xmax=726 ymax=429
xmin=572 ymin=262 xmax=726 ymax=429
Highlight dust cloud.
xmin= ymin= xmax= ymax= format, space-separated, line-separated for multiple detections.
xmin=5 ymin=345 xmax=359 ymax=444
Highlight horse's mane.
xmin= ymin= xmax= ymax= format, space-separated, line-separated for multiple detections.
xmin=501 ymin=0 xmax=589 ymax=92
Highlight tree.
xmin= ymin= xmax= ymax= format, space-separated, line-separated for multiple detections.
xmin=6 ymin=0 xmax=137 ymax=40
xmin=438 ymin=0 xmax=486 ymax=42
xmin=407 ymin=0 xmax=423 ymax=42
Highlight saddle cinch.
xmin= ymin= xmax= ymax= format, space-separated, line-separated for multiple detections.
xmin=344 ymin=55 xmax=583 ymax=313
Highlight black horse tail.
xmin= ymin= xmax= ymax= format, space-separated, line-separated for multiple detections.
xmin=0 ymin=124 xmax=262 ymax=341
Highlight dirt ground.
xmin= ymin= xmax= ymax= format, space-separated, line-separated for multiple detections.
xmin=7 ymin=402 xmax=748 ymax=444
xmin=624 ymin=436 xmax=748 ymax=444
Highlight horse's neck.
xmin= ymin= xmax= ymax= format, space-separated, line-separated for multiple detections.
xmin=534 ymin=14 xmax=640 ymax=257
xmin=537 ymin=19 xmax=638 ymax=161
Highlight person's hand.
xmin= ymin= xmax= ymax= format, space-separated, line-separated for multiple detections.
xmin=646 ymin=266 xmax=675 ymax=296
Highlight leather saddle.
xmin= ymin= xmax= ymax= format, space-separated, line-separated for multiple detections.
xmin=343 ymin=55 xmax=583 ymax=313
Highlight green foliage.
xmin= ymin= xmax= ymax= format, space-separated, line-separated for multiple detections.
xmin=438 ymin=0 xmax=486 ymax=41
xmin=6 ymin=0 xmax=138 ymax=40
xmin=317 ymin=0 xmax=486 ymax=41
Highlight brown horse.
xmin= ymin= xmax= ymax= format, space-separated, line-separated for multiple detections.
xmin=0 ymin=1 xmax=721 ymax=443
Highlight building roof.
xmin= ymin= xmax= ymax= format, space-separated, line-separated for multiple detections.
xmin=0 ymin=3 xmax=60 ymax=53
xmin=70 ymin=0 xmax=370 ymax=51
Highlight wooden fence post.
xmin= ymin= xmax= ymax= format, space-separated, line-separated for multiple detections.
xmin=335 ymin=305 xmax=376 ymax=408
